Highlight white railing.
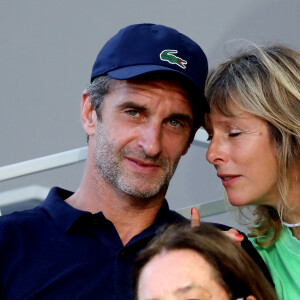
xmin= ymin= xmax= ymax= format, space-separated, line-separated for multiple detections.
xmin=0 ymin=129 xmax=227 ymax=217
xmin=0 ymin=147 xmax=88 ymax=182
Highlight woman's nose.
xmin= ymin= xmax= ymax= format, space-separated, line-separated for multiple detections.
xmin=206 ymin=136 xmax=227 ymax=165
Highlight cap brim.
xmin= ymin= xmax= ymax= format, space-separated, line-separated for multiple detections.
xmin=108 ymin=65 xmax=209 ymax=112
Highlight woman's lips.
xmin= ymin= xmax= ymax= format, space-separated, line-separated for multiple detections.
xmin=217 ymin=174 xmax=241 ymax=187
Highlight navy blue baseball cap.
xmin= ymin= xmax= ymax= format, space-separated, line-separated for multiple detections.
xmin=91 ymin=23 xmax=209 ymax=112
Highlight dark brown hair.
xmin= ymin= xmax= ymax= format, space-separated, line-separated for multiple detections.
xmin=133 ymin=224 xmax=277 ymax=300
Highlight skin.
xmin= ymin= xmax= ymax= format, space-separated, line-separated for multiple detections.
xmin=137 ymin=249 xmax=230 ymax=300
xmin=206 ymin=104 xmax=280 ymax=207
xmin=285 ymin=164 xmax=300 ymax=239
xmin=93 ymin=80 xmax=192 ymax=199
xmin=66 ymin=79 xmax=195 ymax=245
xmin=203 ymin=101 xmax=300 ymax=241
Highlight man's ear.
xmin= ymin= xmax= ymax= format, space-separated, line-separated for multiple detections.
xmin=182 ymin=142 xmax=191 ymax=155
xmin=81 ymin=90 xmax=97 ymax=136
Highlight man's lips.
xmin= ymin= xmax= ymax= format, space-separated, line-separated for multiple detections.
xmin=217 ymin=174 xmax=241 ymax=187
xmin=126 ymin=157 xmax=161 ymax=173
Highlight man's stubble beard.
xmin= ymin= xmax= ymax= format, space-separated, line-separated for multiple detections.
xmin=94 ymin=122 xmax=181 ymax=199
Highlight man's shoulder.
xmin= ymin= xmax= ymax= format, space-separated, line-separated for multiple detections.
xmin=0 ymin=207 xmax=45 ymax=234
xmin=168 ymin=209 xmax=188 ymax=222
xmin=0 ymin=186 xmax=76 ymax=233
xmin=0 ymin=186 xmax=68 ymax=236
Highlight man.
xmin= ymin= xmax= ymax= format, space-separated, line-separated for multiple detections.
xmin=0 ymin=24 xmax=272 ymax=299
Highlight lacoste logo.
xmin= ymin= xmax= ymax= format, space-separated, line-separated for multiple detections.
xmin=160 ymin=50 xmax=187 ymax=69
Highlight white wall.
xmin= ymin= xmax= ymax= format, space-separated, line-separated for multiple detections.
xmin=1 ymin=0 xmax=299 ymax=230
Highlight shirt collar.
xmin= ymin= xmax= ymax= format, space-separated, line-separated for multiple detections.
xmin=127 ymin=199 xmax=187 ymax=245
xmin=39 ymin=187 xmax=187 ymax=235
xmin=39 ymin=187 xmax=92 ymax=233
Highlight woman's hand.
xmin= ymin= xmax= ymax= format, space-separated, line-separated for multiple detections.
xmin=225 ymin=228 xmax=244 ymax=245
xmin=191 ymin=207 xmax=201 ymax=227
xmin=190 ymin=207 xmax=244 ymax=244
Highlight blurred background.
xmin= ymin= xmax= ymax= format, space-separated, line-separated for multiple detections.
xmin=0 ymin=0 xmax=299 ymax=230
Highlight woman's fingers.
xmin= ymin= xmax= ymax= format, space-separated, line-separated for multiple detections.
xmin=224 ymin=228 xmax=244 ymax=245
xmin=191 ymin=207 xmax=200 ymax=227
xmin=190 ymin=208 xmax=244 ymax=245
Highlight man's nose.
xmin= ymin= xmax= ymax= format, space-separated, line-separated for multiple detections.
xmin=137 ymin=123 xmax=162 ymax=157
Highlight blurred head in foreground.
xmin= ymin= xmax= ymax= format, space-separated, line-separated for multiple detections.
xmin=133 ymin=225 xmax=277 ymax=300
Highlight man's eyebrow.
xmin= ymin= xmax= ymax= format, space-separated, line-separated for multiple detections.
xmin=117 ymin=101 xmax=193 ymax=121
xmin=117 ymin=101 xmax=147 ymax=111
xmin=169 ymin=113 xmax=193 ymax=126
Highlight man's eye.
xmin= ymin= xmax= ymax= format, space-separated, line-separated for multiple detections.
xmin=126 ymin=110 xmax=140 ymax=117
xmin=169 ymin=120 xmax=181 ymax=127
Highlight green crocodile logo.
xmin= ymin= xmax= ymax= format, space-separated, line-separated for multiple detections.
xmin=160 ymin=49 xmax=187 ymax=69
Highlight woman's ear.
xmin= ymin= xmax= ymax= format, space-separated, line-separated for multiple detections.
xmin=81 ymin=90 xmax=97 ymax=136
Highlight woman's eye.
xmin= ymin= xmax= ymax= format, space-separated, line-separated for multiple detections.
xmin=228 ymin=132 xmax=242 ymax=137
xmin=228 ymin=126 xmax=242 ymax=137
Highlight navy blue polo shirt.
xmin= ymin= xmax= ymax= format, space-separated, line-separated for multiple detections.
xmin=0 ymin=187 xmax=273 ymax=299
xmin=0 ymin=187 xmax=188 ymax=300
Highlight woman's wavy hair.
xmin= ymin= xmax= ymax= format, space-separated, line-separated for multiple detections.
xmin=205 ymin=43 xmax=300 ymax=246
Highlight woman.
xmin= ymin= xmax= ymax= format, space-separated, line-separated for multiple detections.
xmin=205 ymin=43 xmax=300 ymax=299
xmin=133 ymin=224 xmax=277 ymax=300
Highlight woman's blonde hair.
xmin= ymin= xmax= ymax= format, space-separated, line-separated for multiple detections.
xmin=205 ymin=43 xmax=300 ymax=246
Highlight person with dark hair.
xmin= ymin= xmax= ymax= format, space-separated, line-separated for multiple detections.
xmin=205 ymin=43 xmax=300 ymax=299
xmin=0 ymin=25 xmax=271 ymax=299
xmin=133 ymin=225 xmax=278 ymax=300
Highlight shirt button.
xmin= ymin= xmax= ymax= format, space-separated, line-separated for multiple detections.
xmin=91 ymin=218 xmax=98 ymax=225
xmin=119 ymin=250 xmax=127 ymax=258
